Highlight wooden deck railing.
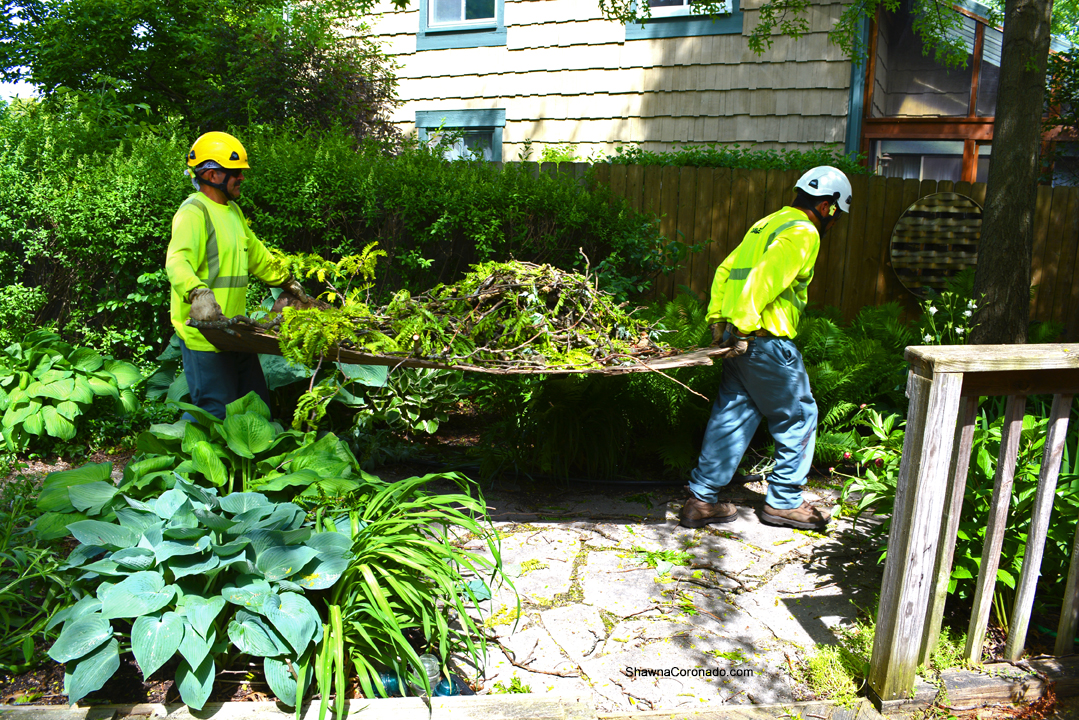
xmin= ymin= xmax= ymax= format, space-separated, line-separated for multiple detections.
xmin=869 ymin=344 xmax=1079 ymax=707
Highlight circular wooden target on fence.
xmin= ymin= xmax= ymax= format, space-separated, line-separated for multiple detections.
xmin=889 ymin=192 xmax=982 ymax=298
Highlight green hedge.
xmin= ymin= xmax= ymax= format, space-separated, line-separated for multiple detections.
xmin=605 ymin=143 xmax=870 ymax=176
xmin=0 ymin=109 xmax=669 ymax=361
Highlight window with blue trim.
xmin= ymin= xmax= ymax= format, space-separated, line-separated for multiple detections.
xmin=625 ymin=0 xmax=742 ymax=40
xmin=418 ymin=0 xmax=506 ymax=50
xmin=416 ymin=109 xmax=506 ymax=162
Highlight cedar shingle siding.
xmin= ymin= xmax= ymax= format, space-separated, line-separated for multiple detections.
xmin=370 ymin=0 xmax=853 ymax=157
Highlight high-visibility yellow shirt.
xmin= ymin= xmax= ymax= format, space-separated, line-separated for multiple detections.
xmin=166 ymin=193 xmax=287 ymax=352
xmin=706 ymin=206 xmax=819 ymax=339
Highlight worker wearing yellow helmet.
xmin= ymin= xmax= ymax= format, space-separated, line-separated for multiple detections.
xmin=679 ymin=166 xmax=854 ymax=531
xmin=166 ymin=131 xmax=311 ymax=419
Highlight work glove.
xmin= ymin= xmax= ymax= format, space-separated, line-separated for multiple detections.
xmin=710 ymin=322 xmax=748 ymax=358
xmin=710 ymin=323 xmax=724 ymax=346
xmin=279 ymin=276 xmax=312 ymax=304
xmin=188 ymin=287 xmax=224 ymax=322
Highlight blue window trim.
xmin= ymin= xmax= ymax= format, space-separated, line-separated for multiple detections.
xmin=417 ymin=0 xmax=506 ymax=50
xmin=416 ymin=109 xmax=506 ymax=161
xmin=625 ymin=0 xmax=742 ymax=40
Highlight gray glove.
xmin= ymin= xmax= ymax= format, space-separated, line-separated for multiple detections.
xmin=279 ymin=276 xmax=312 ymax=304
xmin=711 ymin=322 xmax=748 ymax=358
xmin=189 ymin=287 xmax=224 ymax=322
xmin=710 ymin=323 xmax=724 ymax=346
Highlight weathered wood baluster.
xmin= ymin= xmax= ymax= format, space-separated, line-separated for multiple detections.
xmin=1058 ymin=507 xmax=1079 ymax=655
xmin=869 ymin=370 xmax=962 ymax=702
xmin=1006 ymin=393 xmax=1073 ymax=659
xmin=964 ymin=394 xmax=1027 ymax=663
xmin=920 ymin=395 xmax=979 ymax=666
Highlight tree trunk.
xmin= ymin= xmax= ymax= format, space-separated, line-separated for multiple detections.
xmin=969 ymin=0 xmax=1054 ymax=345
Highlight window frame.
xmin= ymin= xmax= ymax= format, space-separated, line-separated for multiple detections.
xmin=417 ymin=0 xmax=507 ymax=50
xmin=415 ymin=109 xmax=506 ymax=162
xmin=624 ymin=0 xmax=742 ymax=40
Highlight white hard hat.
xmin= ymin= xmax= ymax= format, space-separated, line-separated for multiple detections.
xmin=795 ymin=166 xmax=853 ymax=214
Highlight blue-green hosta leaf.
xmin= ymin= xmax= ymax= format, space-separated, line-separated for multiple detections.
xmin=256 ymin=546 xmax=319 ymax=582
xmin=225 ymin=392 xmax=272 ymax=421
xmin=173 ymin=476 xmax=219 ymax=508
xmin=294 ymin=555 xmax=349 ymax=590
xmin=86 ymin=376 xmax=119 ymax=399
xmin=193 ymin=509 xmax=235 ymax=533
xmin=337 ymin=362 xmax=387 ymax=387
xmin=154 ymin=536 xmax=210 ymax=564
xmin=153 ymin=488 xmax=188 ymax=519
xmin=176 ymin=656 xmax=215 ymax=711
xmin=111 ymin=547 xmax=156 ymax=571
xmin=219 ymin=492 xmax=270 ymax=515
xmin=47 ymin=596 xmax=102 ymax=632
xmin=177 ymin=623 xmax=214 ymax=669
xmin=170 ymin=552 xmax=221 ymax=580
xmin=102 ymin=359 xmax=142 ymax=390
xmin=131 ymin=612 xmax=183 ymax=678
xmin=32 ymin=511 xmax=88 ymax=541
xmin=164 ymin=507 xmax=202 ymax=539
xmin=221 ymin=577 xmax=274 ymax=608
xmin=213 ymin=538 xmax=250 ymax=556
xmin=177 ymin=595 xmax=226 ymax=638
xmin=222 ymin=412 xmax=275 ymax=459
xmin=264 ymin=652 xmax=313 ymax=708
xmin=191 ymin=441 xmax=229 ymax=487
xmin=167 ymin=374 xmax=189 ymax=403
xmin=227 ymin=610 xmax=290 ymax=657
xmin=81 ymin=558 xmax=123 ymax=575
xmin=64 ymin=638 xmax=120 ymax=706
xmin=166 ymin=400 xmax=221 ymax=428
xmin=49 ymin=613 xmax=113 ymax=663
xmin=306 ymin=532 xmax=352 ymax=557
xmin=63 ymin=544 xmax=106 ymax=569
xmin=139 ymin=526 xmax=164 ymax=549
xmin=114 ymin=508 xmax=162 ymax=534
xmin=229 ymin=505 xmax=281 ymax=534
xmin=54 ymin=400 xmax=81 ymax=421
xmin=68 ymin=520 xmax=139 ymax=549
xmin=262 ymin=593 xmax=319 ymax=655
xmin=99 ymin=571 xmax=176 ymax=620
xmin=261 ymin=504 xmax=305 ymax=532
xmin=69 ymin=481 xmax=118 ymax=516
xmin=276 ymin=580 xmax=304 ymax=593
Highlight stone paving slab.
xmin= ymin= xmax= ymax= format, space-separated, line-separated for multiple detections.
xmin=456 ymin=481 xmax=884 ymax=713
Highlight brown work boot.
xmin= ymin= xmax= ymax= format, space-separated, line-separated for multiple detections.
xmin=679 ymin=496 xmax=738 ymax=528
xmin=761 ymin=501 xmax=831 ymax=530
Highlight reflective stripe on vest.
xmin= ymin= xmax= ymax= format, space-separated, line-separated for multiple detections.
xmin=180 ymin=195 xmax=249 ymax=291
xmin=727 ymin=220 xmax=814 ymax=282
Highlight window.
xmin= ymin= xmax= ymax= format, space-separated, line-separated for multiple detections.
xmin=625 ymin=0 xmax=742 ymax=40
xmin=416 ymin=109 xmax=506 ymax=162
xmin=418 ymin=0 xmax=506 ymax=50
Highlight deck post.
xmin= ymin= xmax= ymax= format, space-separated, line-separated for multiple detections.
xmin=869 ymin=370 xmax=963 ymax=702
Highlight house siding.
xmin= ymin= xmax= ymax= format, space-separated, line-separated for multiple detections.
xmin=370 ymin=0 xmax=853 ymax=157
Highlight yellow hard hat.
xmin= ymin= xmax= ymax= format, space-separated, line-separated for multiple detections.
xmin=186 ymin=132 xmax=250 ymax=169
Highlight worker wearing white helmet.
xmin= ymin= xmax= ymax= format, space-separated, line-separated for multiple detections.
xmin=679 ymin=165 xmax=853 ymax=531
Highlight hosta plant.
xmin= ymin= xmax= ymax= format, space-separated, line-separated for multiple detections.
xmin=0 ymin=330 xmax=141 ymax=451
xmin=47 ymin=476 xmax=351 ymax=709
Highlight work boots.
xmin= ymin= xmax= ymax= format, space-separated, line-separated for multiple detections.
xmin=761 ymin=501 xmax=830 ymax=530
xmin=678 ymin=496 xmax=738 ymax=528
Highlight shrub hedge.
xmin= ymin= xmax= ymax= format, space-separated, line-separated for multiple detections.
xmin=0 ymin=105 xmax=670 ymax=361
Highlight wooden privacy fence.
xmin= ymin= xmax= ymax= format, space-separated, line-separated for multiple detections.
xmin=868 ymin=344 xmax=1079 ymax=707
xmin=580 ymin=164 xmax=1079 ymax=335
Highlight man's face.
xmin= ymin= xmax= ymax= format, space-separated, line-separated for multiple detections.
xmin=221 ymin=169 xmax=244 ymax=200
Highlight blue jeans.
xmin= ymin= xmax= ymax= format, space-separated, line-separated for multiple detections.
xmin=179 ymin=340 xmax=271 ymax=420
xmin=689 ymin=332 xmax=818 ymax=510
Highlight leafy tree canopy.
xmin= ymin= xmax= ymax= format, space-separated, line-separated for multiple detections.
xmin=0 ymin=0 xmax=405 ymax=141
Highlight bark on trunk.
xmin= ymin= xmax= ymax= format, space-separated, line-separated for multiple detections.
xmin=969 ymin=0 xmax=1054 ymax=345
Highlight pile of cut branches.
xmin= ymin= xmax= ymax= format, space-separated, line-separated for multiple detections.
xmin=263 ymin=249 xmax=672 ymax=372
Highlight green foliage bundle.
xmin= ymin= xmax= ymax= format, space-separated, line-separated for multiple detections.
xmin=45 ymin=476 xmax=350 ymax=708
xmin=0 ymin=330 xmax=142 ymax=452
xmin=605 ymin=143 xmax=870 ymax=176
xmin=274 ymin=257 xmax=668 ymax=371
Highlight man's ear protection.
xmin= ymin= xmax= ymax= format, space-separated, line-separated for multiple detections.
xmin=827 ymin=200 xmax=839 ymax=216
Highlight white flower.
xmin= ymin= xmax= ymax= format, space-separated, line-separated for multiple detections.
xmin=928 ymin=306 xmax=938 ymax=315
xmin=924 ymin=333 xmax=934 ymax=343
xmin=968 ymin=300 xmax=977 ymax=309
xmin=956 ymin=327 xmax=965 ymax=335
xmin=963 ymin=310 xmax=972 ymax=317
